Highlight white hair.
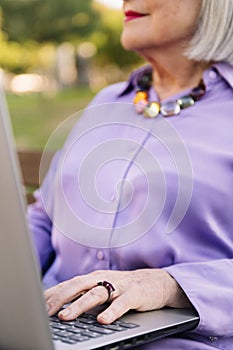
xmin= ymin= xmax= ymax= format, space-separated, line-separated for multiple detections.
xmin=186 ymin=0 xmax=233 ymax=65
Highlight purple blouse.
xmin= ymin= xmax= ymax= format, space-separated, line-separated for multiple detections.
xmin=28 ymin=62 xmax=233 ymax=349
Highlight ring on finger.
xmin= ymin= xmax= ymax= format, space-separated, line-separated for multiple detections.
xmin=97 ymin=280 xmax=115 ymax=302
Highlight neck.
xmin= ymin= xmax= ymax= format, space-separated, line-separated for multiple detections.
xmin=138 ymin=48 xmax=212 ymax=100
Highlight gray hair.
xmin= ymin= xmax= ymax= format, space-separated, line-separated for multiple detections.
xmin=186 ymin=0 xmax=233 ymax=65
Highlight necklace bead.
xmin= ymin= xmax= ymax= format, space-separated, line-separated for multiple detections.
xmin=133 ymin=67 xmax=206 ymax=118
xmin=136 ymin=69 xmax=153 ymax=90
xmin=133 ymin=91 xmax=148 ymax=104
xmin=190 ymin=84 xmax=205 ymax=101
xmin=135 ymin=99 xmax=148 ymax=114
xmin=177 ymin=95 xmax=195 ymax=109
xmin=143 ymin=102 xmax=160 ymax=118
xmin=160 ymin=101 xmax=181 ymax=117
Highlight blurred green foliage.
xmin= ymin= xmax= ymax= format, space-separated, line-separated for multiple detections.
xmin=0 ymin=32 xmax=39 ymax=73
xmin=7 ymin=88 xmax=95 ymax=149
xmin=0 ymin=0 xmax=142 ymax=74
xmin=0 ymin=0 xmax=99 ymax=43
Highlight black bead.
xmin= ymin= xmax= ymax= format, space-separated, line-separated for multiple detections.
xmin=136 ymin=68 xmax=153 ymax=91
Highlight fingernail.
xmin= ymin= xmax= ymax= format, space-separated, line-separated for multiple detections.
xmin=59 ymin=308 xmax=71 ymax=318
xmin=99 ymin=313 xmax=111 ymax=324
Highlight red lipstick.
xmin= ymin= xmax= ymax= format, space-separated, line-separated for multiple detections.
xmin=124 ymin=10 xmax=147 ymax=22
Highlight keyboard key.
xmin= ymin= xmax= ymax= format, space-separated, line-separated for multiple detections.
xmin=68 ymin=328 xmax=82 ymax=334
xmin=74 ymin=323 xmax=90 ymax=330
xmin=50 ymin=318 xmax=60 ymax=323
xmin=90 ymin=326 xmax=114 ymax=335
xmin=79 ymin=317 xmax=96 ymax=325
xmin=70 ymin=334 xmax=90 ymax=342
xmin=101 ymin=324 xmax=127 ymax=332
xmin=54 ymin=330 xmax=73 ymax=337
xmin=60 ymin=320 xmax=76 ymax=326
xmin=81 ymin=330 xmax=102 ymax=338
xmin=52 ymin=324 xmax=67 ymax=330
xmin=52 ymin=335 xmax=60 ymax=340
xmin=82 ymin=313 xmax=96 ymax=320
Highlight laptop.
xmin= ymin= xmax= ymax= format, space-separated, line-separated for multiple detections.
xmin=0 ymin=85 xmax=199 ymax=350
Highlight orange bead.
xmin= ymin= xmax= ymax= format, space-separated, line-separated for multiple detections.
xmin=133 ymin=91 xmax=148 ymax=104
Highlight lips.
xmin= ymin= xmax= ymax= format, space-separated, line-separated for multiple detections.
xmin=124 ymin=10 xmax=147 ymax=22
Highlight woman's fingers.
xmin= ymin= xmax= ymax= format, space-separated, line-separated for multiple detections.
xmin=44 ymin=270 xmax=122 ymax=316
xmin=97 ymin=293 xmax=131 ymax=324
xmin=44 ymin=276 xmax=95 ymax=316
xmin=44 ymin=271 xmax=120 ymax=317
xmin=59 ymin=291 xmax=131 ymax=325
xmin=58 ymin=285 xmax=113 ymax=321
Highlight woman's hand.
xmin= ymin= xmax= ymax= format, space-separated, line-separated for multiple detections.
xmin=44 ymin=269 xmax=192 ymax=325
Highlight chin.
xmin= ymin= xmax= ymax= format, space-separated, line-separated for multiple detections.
xmin=121 ymin=33 xmax=143 ymax=52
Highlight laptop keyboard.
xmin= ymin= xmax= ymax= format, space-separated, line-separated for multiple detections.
xmin=50 ymin=313 xmax=139 ymax=345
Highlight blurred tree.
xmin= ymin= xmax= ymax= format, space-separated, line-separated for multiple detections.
xmin=0 ymin=1 xmax=142 ymax=79
xmin=92 ymin=4 xmax=142 ymax=70
xmin=0 ymin=31 xmax=39 ymax=73
xmin=0 ymin=0 xmax=99 ymax=43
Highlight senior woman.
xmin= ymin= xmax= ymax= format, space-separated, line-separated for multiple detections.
xmin=28 ymin=0 xmax=233 ymax=349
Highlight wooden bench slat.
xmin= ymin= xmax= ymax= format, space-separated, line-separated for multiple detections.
xmin=17 ymin=149 xmax=54 ymax=203
xmin=18 ymin=150 xmax=42 ymax=187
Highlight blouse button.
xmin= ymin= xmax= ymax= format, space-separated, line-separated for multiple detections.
xmin=209 ymin=70 xmax=217 ymax=79
xmin=97 ymin=250 xmax=104 ymax=260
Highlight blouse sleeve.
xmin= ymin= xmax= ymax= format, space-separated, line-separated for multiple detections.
xmin=27 ymin=150 xmax=62 ymax=275
xmin=164 ymin=258 xmax=233 ymax=337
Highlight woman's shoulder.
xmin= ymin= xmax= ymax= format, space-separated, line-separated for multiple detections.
xmin=89 ymin=65 xmax=151 ymax=106
xmin=90 ymin=81 xmax=129 ymax=104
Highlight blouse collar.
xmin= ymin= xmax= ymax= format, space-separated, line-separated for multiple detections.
xmin=118 ymin=62 xmax=233 ymax=97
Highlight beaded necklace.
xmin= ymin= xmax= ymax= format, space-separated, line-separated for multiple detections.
xmin=133 ymin=68 xmax=206 ymax=118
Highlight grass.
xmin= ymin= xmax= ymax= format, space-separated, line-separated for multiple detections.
xmin=6 ymin=87 xmax=96 ymax=150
